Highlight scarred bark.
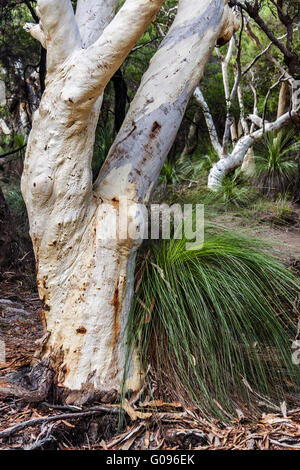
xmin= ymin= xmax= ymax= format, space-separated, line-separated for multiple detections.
xmin=0 ymin=0 xmax=238 ymax=403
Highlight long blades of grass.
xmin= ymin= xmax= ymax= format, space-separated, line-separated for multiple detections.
xmin=125 ymin=228 xmax=300 ymax=419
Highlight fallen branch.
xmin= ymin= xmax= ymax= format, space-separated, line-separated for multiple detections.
xmin=102 ymin=422 xmax=145 ymax=450
xmin=0 ymin=406 xmax=120 ymax=439
xmin=24 ymin=423 xmax=56 ymax=450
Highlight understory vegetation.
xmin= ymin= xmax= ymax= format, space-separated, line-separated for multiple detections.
xmin=125 ymin=228 xmax=300 ymax=419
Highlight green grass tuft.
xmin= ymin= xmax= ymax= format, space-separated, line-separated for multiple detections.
xmin=125 ymin=227 xmax=300 ymax=419
xmin=206 ymin=169 xmax=258 ymax=208
xmin=255 ymin=131 xmax=299 ymax=197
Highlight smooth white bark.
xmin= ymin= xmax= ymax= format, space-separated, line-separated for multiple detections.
xmin=194 ymin=87 xmax=222 ymax=157
xmin=75 ymin=0 xmax=118 ymax=48
xmin=21 ymin=0 xmax=237 ymax=401
xmin=208 ymin=110 xmax=297 ymax=189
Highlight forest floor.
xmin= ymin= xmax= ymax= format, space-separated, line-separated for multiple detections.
xmin=0 ymin=201 xmax=300 ymax=450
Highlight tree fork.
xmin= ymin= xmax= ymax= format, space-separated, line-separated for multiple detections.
xmin=0 ymin=0 xmax=238 ymax=404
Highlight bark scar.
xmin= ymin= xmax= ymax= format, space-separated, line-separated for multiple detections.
xmin=112 ymin=280 xmax=121 ymax=349
xmin=76 ymin=327 xmax=87 ymax=334
xmin=151 ymin=121 xmax=161 ymax=133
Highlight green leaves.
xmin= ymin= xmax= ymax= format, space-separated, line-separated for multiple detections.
xmin=125 ymin=227 xmax=300 ymax=419
xmin=255 ymin=130 xmax=299 ymax=197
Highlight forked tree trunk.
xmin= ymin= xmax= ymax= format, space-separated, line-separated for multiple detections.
xmin=0 ymin=0 xmax=238 ymax=404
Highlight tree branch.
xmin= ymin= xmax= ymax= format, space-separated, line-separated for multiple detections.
xmin=230 ymin=0 xmax=300 ymax=77
xmin=65 ymin=0 xmax=165 ymax=105
xmin=0 ymin=406 xmax=120 ymax=439
xmin=25 ymin=0 xmax=82 ymax=80
xmin=245 ymin=22 xmax=293 ymax=81
xmin=193 ymin=87 xmax=222 ymax=157
xmin=24 ymin=0 xmax=39 ymax=23
xmin=0 ymin=145 xmax=26 ymax=159
xmin=262 ymin=75 xmax=286 ymax=131
xmin=208 ymin=109 xmax=297 ymax=189
xmin=24 ymin=23 xmax=46 ymax=48
xmin=75 ymin=0 xmax=118 ymax=48
xmin=94 ymin=0 xmax=237 ymax=202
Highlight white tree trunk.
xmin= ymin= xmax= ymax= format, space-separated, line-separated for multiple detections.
xmin=194 ymin=86 xmax=222 ymax=157
xmin=2 ymin=0 xmax=238 ymax=403
xmin=208 ymin=110 xmax=297 ymax=189
xmin=238 ymin=83 xmax=255 ymax=175
xmin=204 ymin=26 xmax=300 ymax=190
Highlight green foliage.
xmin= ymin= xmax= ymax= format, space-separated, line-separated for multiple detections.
xmin=158 ymin=159 xmax=198 ymax=189
xmin=207 ymin=169 xmax=258 ymax=208
xmin=92 ymin=123 xmax=115 ymax=180
xmin=5 ymin=185 xmax=28 ymax=232
xmin=0 ymin=2 xmax=40 ymax=99
xmin=192 ymin=147 xmax=219 ymax=174
xmin=255 ymin=131 xmax=299 ymax=197
xmin=271 ymin=193 xmax=294 ymax=225
xmin=158 ymin=146 xmax=219 ymax=191
xmin=158 ymin=161 xmax=180 ymax=187
xmin=0 ymin=133 xmax=26 ymax=157
xmin=125 ymin=228 xmax=300 ymax=419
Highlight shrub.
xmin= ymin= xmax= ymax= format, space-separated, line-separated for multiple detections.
xmin=255 ymin=131 xmax=299 ymax=197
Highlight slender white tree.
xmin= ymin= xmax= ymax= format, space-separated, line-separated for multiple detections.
xmin=0 ymin=0 xmax=238 ymax=404
xmin=196 ymin=20 xmax=300 ymax=190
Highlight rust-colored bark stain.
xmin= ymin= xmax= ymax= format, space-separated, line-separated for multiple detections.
xmin=151 ymin=120 xmax=161 ymax=134
xmin=56 ymin=363 xmax=69 ymax=386
xmin=111 ymin=197 xmax=119 ymax=210
xmin=112 ymin=281 xmax=121 ymax=350
xmin=42 ymin=276 xmax=48 ymax=289
xmin=109 ymin=278 xmax=124 ymax=380
xmin=112 ymin=286 xmax=120 ymax=318
xmin=33 ymin=234 xmax=41 ymax=281
xmin=76 ymin=326 xmax=87 ymax=334
xmin=38 ymin=308 xmax=47 ymax=332
xmin=41 ymin=298 xmax=50 ymax=311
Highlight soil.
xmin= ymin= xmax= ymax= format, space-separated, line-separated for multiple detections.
xmin=213 ymin=204 xmax=300 ymax=264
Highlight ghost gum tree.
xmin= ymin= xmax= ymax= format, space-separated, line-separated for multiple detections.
xmin=204 ymin=1 xmax=300 ymax=189
xmin=0 ymin=0 xmax=238 ymax=404
xmin=195 ymin=33 xmax=300 ymax=189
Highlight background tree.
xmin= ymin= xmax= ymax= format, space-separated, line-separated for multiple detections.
xmin=193 ymin=2 xmax=300 ymax=189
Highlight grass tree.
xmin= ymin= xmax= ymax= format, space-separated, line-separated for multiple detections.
xmin=0 ymin=0 xmax=238 ymax=404
xmin=127 ymin=229 xmax=300 ymax=418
